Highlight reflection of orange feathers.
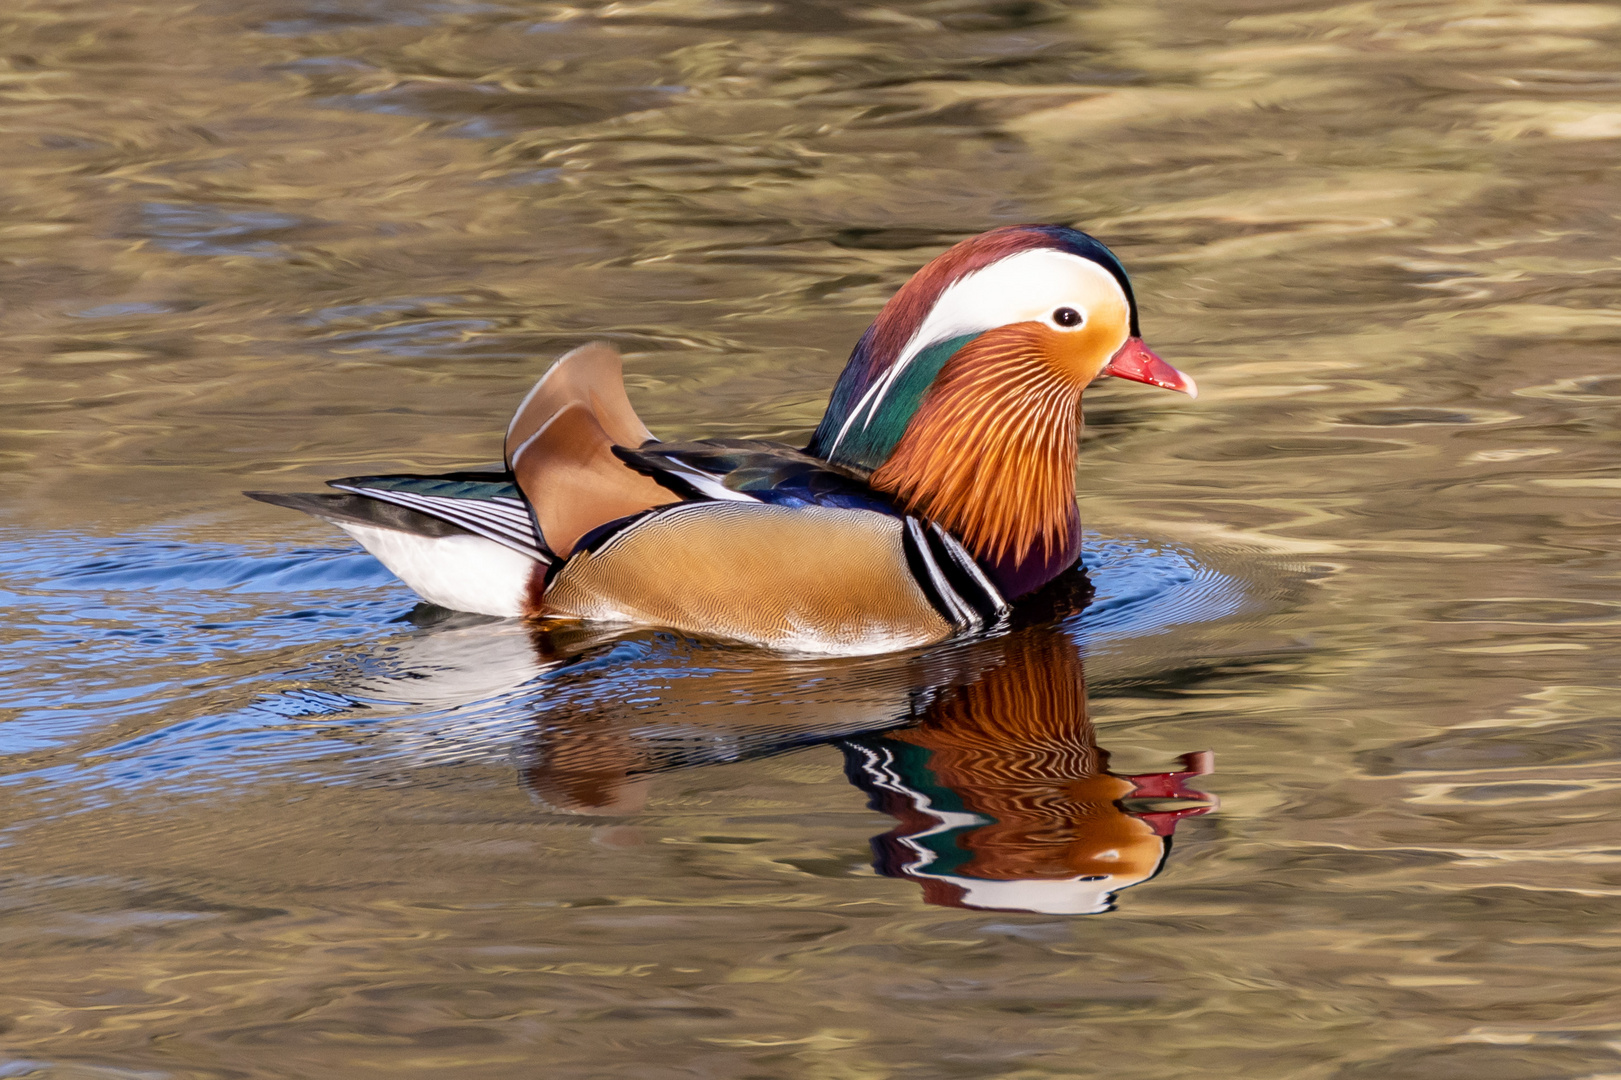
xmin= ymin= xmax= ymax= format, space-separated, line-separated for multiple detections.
xmin=872 ymin=325 xmax=1082 ymax=568
xmin=901 ymin=630 xmax=1094 ymax=770
xmin=894 ymin=633 xmax=1162 ymax=883
xmin=521 ymin=719 xmax=651 ymax=815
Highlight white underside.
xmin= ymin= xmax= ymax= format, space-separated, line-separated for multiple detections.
xmin=338 ymin=523 xmax=536 ymax=617
xmin=929 ymin=873 xmax=1128 ymax=916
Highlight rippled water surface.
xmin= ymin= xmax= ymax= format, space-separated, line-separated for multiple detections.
xmin=4 ymin=0 xmax=1621 ymax=1076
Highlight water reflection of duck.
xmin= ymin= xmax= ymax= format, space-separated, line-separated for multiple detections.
xmin=249 ymin=225 xmax=1193 ymax=654
xmin=512 ymin=579 xmax=1214 ymax=914
xmin=842 ymin=630 xmax=1214 ymax=915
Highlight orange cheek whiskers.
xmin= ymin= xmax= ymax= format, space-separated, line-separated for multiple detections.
xmin=871 ymin=326 xmax=1087 ymax=568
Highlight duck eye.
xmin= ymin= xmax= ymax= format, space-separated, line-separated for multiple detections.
xmin=1052 ymin=306 xmax=1083 ymax=328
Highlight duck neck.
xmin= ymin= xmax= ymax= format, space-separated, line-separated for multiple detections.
xmin=869 ymin=329 xmax=1084 ymax=599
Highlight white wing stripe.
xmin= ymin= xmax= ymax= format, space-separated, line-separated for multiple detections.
xmin=377 ymin=497 xmax=531 ymax=540
xmin=369 ymin=491 xmax=532 ymax=538
xmin=331 ymin=485 xmax=545 ymax=561
xmin=656 ymin=460 xmax=759 ymax=503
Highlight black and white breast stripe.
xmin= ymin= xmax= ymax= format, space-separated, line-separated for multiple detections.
xmin=901 ymin=518 xmax=1010 ymax=633
xmin=330 ymin=484 xmax=548 ymax=562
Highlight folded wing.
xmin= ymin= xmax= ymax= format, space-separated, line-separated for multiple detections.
xmin=504 ymin=343 xmax=673 ymax=557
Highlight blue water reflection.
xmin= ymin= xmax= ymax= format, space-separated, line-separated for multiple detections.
xmin=3 ymin=526 xmax=1246 ymax=911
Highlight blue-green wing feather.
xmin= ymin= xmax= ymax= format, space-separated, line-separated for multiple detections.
xmin=812 ymin=333 xmax=976 ymax=472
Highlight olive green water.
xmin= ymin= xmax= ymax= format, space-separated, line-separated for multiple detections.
xmin=4 ymin=0 xmax=1621 ymax=1077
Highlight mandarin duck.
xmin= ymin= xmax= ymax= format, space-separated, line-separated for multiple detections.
xmin=248 ymin=224 xmax=1195 ymax=654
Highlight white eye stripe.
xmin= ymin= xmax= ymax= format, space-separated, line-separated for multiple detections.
xmin=825 ymin=249 xmax=1127 ymax=458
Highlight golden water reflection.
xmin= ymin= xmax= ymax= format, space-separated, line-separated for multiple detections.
xmin=520 ymin=597 xmax=1216 ymax=915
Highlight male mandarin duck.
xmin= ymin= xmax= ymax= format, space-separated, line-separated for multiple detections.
xmin=248 ymin=224 xmax=1195 ymax=654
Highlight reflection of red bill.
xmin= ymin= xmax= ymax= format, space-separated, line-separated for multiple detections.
xmin=1102 ymin=337 xmax=1198 ymax=398
xmin=1120 ymin=750 xmax=1218 ymax=836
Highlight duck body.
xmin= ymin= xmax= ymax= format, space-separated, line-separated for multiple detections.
xmin=253 ymin=431 xmax=1006 ymax=654
xmin=248 ymin=225 xmax=1194 ymax=654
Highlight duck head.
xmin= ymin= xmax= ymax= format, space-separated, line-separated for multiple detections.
xmin=842 ymin=627 xmax=1214 ymax=916
xmin=808 ymin=225 xmax=1194 ymax=598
